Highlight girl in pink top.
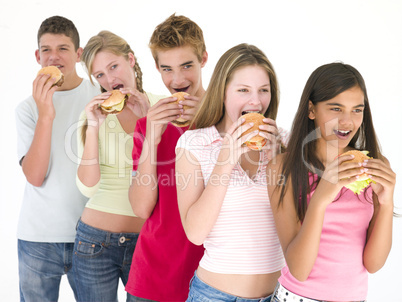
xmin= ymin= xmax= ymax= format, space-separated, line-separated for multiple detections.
xmin=268 ymin=63 xmax=396 ymax=302
xmin=176 ymin=43 xmax=286 ymax=301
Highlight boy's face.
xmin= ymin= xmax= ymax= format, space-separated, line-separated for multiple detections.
xmin=155 ymin=45 xmax=207 ymax=98
xmin=35 ymin=33 xmax=82 ymax=81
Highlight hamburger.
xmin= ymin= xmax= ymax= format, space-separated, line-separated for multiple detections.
xmin=99 ymin=90 xmax=128 ymax=114
xmin=241 ymin=112 xmax=267 ymax=151
xmin=340 ymin=150 xmax=373 ymax=194
xmin=37 ymin=66 xmax=64 ymax=87
xmin=171 ymin=92 xmax=190 ymax=127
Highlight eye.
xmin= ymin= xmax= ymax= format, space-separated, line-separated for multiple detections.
xmin=330 ymin=107 xmax=341 ymax=112
xmin=162 ymin=68 xmax=172 ymax=72
xmin=95 ymin=73 xmax=103 ymax=79
xmin=60 ymin=47 xmax=68 ymax=51
xmin=353 ymin=108 xmax=364 ymax=113
xmin=111 ymin=64 xmax=117 ymax=70
xmin=183 ymin=64 xmax=192 ymax=69
xmin=260 ymin=88 xmax=270 ymax=93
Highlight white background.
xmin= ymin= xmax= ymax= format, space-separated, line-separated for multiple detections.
xmin=1 ymin=0 xmax=401 ymax=301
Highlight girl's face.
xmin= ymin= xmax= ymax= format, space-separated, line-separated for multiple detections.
xmin=309 ymin=86 xmax=365 ymax=152
xmin=221 ymin=65 xmax=271 ymax=131
xmin=91 ymin=51 xmax=136 ymax=91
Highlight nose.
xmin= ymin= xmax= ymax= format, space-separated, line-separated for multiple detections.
xmin=48 ymin=50 xmax=61 ymax=62
xmin=172 ymin=71 xmax=186 ymax=87
xmin=248 ymin=91 xmax=262 ymax=106
xmin=338 ymin=112 xmax=354 ymax=128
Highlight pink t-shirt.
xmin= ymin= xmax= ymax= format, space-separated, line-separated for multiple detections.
xmin=125 ymin=118 xmax=204 ymax=301
xmin=176 ymin=126 xmax=285 ymax=274
xmin=279 ymin=174 xmax=374 ymax=301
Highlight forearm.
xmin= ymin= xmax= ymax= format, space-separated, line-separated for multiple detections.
xmin=77 ymin=126 xmax=101 ymax=187
xmin=22 ymin=118 xmax=53 ymax=186
xmin=363 ymin=202 xmax=393 ymax=273
xmin=285 ymin=200 xmax=327 ymax=281
xmin=129 ymin=141 xmax=159 ymax=219
xmin=183 ymin=163 xmax=233 ymax=245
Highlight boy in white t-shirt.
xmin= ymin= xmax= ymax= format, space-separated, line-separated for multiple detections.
xmin=15 ymin=15 xmax=99 ymax=301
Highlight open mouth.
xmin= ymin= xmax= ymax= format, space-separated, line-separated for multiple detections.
xmin=334 ymin=129 xmax=352 ymax=137
xmin=113 ymin=84 xmax=124 ymax=90
xmin=242 ymin=110 xmax=261 ymax=115
xmin=174 ymin=86 xmax=189 ymax=93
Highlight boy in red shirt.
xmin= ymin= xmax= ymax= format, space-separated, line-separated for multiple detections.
xmin=125 ymin=14 xmax=208 ymax=301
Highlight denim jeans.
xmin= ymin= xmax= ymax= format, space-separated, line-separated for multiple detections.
xmin=18 ymin=239 xmax=77 ymax=302
xmin=73 ymin=220 xmax=139 ymax=302
xmin=186 ymin=272 xmax=272 ymax=302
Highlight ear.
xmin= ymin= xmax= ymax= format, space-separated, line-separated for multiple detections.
xmin=128 ymin=52 xmax=136 ymax=68
xmin=308 ymin=100 xmax=315 ymax=120
xmin=35 ymin=49 xmax=41 ymax=65
xmin=76 ymin=47 xmax=83 ymax=63
xmin=200 ymin=51 xmax=208 ymax=68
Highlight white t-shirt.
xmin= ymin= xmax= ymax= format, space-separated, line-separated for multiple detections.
xmin=15 ymin=79 xmax=100 ymax=242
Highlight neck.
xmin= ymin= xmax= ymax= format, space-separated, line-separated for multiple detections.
xmin=56 ymin=72 xmax=83 ymax=91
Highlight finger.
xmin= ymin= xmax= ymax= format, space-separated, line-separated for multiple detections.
xmin=262 ymin=118 xmax=277 ymax=128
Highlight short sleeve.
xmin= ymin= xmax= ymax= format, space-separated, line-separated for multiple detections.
xmin=132 ymin=117 xmax=146 ymax=171
xmin=15 ymin=99 xmax=37 ymax=162
xmin=278 ymin=127 xmax=290 ymax=148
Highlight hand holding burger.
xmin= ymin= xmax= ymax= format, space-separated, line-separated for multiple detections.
xmin=339 ymin=150 xmax=373 ymax=194
xmin=37 ymin=66 xmax=64 ymax=87
xmin=99 ymin=90 xmax=128 ymax=115
xmin=170 ymin=92 xmax=191 ymax=127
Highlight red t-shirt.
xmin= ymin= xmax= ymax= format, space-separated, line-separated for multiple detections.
xmin=125 ymin=117 xmax=204 ymax=301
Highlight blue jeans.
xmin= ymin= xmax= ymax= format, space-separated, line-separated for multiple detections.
xmin=73 ymin=220 xmax=139 ymax=302
xmin=18 ymin=239 xmax=76 ymax=302
xmin=186 ymin=272 xmax=272 ymax=302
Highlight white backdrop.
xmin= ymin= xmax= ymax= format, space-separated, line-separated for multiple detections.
xmin=1 ymin=0 xmax=401 ymax=301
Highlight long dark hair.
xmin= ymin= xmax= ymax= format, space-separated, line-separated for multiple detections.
xmin=278 ymin=62 xmax=382 ymax=221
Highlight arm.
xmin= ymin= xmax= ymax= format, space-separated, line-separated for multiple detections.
xmin=268 ymin=153 xmax=364 ymax=281
xmin=176 ymin=118 xmax=255 ymax=245
xmin=129 ymin=97 xmax=182 ymax=219
xmin=77 ymin=93 xmax=110 ymax=187
xmin=21 ymin=74 xmax=58 ymax=186
xmin=363 ymin=157 xmax=395 ymax=273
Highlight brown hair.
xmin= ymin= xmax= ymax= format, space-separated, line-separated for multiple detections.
xmin=191 ymin=43 xmax=279 ymax=129
xmin=37 ymin=16 xmax=80 ymax=51
xmin=278 ymin=62 xmax=382 ymax=221
xmin=149 ymin=13 xmax=206 ymax=64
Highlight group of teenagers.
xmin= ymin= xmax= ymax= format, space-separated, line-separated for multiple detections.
xmin=15 ymin=13 xmax=396 ymax=302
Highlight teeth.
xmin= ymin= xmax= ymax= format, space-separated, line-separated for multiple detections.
xmin=337 ymin=130 xmax=350 ymax=134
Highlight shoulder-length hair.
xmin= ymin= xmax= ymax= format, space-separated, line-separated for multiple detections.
xmin=191 ymin=43 xmax=279 ymax=129
xmin=279 ymin=62 xmax=382 ymax=221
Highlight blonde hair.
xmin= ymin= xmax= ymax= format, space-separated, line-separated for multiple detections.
xmin=149 ymin=14 xmax=206 ymax=64
xmin=81 ymin=30 xmax=144 ymax=93
xmin=192 ymin=43 xmax=279 ymax=129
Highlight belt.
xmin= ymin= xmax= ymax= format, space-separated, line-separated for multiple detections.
xmin=273 ymin=283 xmax=318 ymax=302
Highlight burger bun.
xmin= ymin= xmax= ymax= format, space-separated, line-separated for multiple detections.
xmin=241 ymin=112 xmax=267 ymax=151
xmin=171 ymin=92 xmax=190 ymax=127
xmin=37 ymin=66 xmax=64 ymax=87
xmin=100 ymin=90 xmax=128 ymax=115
